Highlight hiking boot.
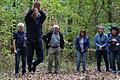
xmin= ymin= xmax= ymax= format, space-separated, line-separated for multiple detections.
xmin=47 ymin=71 xmax=52 ymax=74
xmin=97 ymin=69 xmax=102 ymax=72
xmin=112 ymin=71 xmax=116 ymax=73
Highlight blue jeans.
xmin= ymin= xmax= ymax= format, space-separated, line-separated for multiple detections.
xmin=76 ymin=50 xmax=87 ymax=71
xmin=111 ymin=51 xmax=120 ymax=72
xmin=15 ymin=47 xmax=26 ymax=75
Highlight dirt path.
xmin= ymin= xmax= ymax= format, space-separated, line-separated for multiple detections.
xmin=1 ymin=63 xmax=120 ymax=80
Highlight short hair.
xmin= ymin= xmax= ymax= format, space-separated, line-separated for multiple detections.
xmin=53 ymin=25 xmax=60 ymax=28
xmin=17 ymin=23 xmax=24 ymax=30
xmin=17 ymin=23 xmax=24 ymax=27
xmin=98 ymin=25 xmax=104 ymax=29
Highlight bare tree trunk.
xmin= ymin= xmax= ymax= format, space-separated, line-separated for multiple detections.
xmin=107 ymin=0 xmax=112 ymax=23
xmin=78 ymin=0 xmax=84 ymax=16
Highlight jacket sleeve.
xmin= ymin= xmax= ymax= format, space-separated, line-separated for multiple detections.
xmin=42 ymin=34 xmax=47 ymax=43
xmin=42 ymin=33 xmax=49 ymax=49
xmin=75 ymin=36 xmax=81 ymax=51
xmin=84 ymin=37 xmax=90 ymax=51
xmin=94 ymin=34 xmax=100 ymax=47
xmin=118 ymin=34 xmax=120 ymax=43
xmin=60 ymin=33 xmax=64 ymax=49
xmin=25 ymin=10 xmax=33 ymax=24
xmin=43 ymin=31 xmax=52 ymax=49
xmin=39 ymin=10 xmax=46 ymax=24
xmin=13 ymin=32 xmax=17 ymax=40
xmin=42 ymin=32 xmax=50 ymax=44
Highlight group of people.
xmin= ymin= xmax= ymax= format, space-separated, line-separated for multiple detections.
xmin=12 ymin=1 xmax=120 ymax=78
xmin=13 ymin=1 xmax=65 ymax=77
xmin=13 ymin=1 xmax=46 ymax=77
xmin=95 ymin=26 xmax=120 ymax=73
xmin=75 ymin=26 xmax=120 ymax=74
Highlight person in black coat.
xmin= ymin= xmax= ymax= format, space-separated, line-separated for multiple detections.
xmin=43 ymin=25 xmax=64 ymax=74
xmin=25 ymin=1 xmax=46 ymax=73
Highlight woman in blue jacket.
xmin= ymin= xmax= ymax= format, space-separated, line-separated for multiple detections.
xmin=75 ymin=30 xmax=90 ymax=73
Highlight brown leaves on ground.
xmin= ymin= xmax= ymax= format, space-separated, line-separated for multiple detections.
xmin=1 ymin=63 xmax=120 ymax=80
xmin=2 ymin=70 xmax=120 ymax=80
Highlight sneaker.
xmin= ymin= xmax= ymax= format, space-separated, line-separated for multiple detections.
xmin=54 ymin=71 xmax=58 ymax=74
xmin=48 ymin=71 xmax=52 ymax=74
xmin=22 ymin=73 xmax=27 ymax=78
xmin=97 ymin=70 xmax=102 ymax=72
xmin=112 ymin=71 xmax=117 ymax=74
xmin=15 ymin=73 xmax=19 ymax=78
xmin=31 ymin=72 xmax=35 ymax=75
xmin=106 ymin=70 xmax=110 ymax=72
xmin=76 ymin=69 xmax=80 ymax=73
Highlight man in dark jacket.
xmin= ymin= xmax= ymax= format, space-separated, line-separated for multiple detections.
xmin=43 ymin=25 xmax=64 ymax=74
xmin=25 ymin=1 xmax=46 ymax=73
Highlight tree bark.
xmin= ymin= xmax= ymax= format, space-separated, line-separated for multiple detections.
xmin=107 ymin=0 xmax=112 ymax=23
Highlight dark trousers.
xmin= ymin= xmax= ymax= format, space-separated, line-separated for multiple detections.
xmin=111 ymin=51 xmax=120 ymax=72
xmin=27 ymin=39 xmax=44 ymax=72
xmin=96 ymin=50 xmax=109 ymax=71
xmin=108 ymin=49 xmax=112 ymax=69
xmin=15 ymin=47 xmax=26 ymax=75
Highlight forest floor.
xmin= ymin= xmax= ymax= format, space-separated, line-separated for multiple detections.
xmin=0 ymin=61 xmax=120 ymax=80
